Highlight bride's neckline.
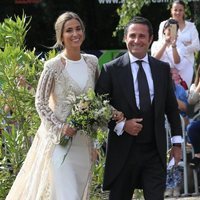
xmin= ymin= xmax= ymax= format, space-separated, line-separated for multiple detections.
xmin=61 ymin=53 xmax=82 ymax=61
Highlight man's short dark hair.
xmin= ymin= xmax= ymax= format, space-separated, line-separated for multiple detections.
xmin=124 ymin=16 xmax=153 ymax=37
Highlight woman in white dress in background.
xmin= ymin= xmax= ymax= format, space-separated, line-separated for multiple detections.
xmin=158 ymin=0 xmax=200 ymax=88
xmin=6 ymin=11 xmax=99 ymax=200
xmin=151 ymin=19 xmax=189 ymax=87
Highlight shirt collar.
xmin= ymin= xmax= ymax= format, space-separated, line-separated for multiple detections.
xmin=128 ymin=52 xmax=149 ymax=64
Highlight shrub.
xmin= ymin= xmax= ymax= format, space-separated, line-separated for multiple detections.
xmin=0 ymin=13 xmax=51 ymax=198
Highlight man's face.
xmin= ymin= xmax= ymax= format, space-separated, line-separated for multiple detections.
xmin=124 ymin=23 xmax=153 ymax=59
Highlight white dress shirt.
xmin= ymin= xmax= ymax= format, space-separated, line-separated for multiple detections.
xmin=129 ymin=53 xmax=154 ymax=109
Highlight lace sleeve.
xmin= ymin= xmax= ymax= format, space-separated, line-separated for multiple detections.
xmin=35 ymin=63 xmax=64 ymax=143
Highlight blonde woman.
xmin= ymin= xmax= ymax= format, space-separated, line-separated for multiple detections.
xmin=6 ymin=12 xmax=99 ymax=200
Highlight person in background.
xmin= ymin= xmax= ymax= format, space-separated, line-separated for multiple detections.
xmin=152 ymin=19 xmax=181 ymax=66
xmin=165 ymin=81 xmax=188 ymax=198
xmin=6 ymin=11 xmax=99 ymax=200
xmin=95 ymin=16 xmax=182 ymax=200
xmin=158 ymin=0 xmax=200 ymax=88
xmin=152 ymin=18 xmax=188 ymax=197
xmin=152 ymin=18 xmax=192 ymax=90
xmin=187 ymin=66 xmax=200 ymax=169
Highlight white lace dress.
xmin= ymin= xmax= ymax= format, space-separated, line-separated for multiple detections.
xmin=6 ymin=53 xmax=99 ymax=200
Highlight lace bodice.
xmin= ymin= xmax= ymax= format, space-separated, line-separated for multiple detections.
xmin=35 ymin=53 xmax=99 ymax=143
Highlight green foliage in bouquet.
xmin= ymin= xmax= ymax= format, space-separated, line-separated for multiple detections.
xmin=69 ymin=89 xmax=111 ymax=135
xmin=60 ymin=88 xmax=112 ymax=146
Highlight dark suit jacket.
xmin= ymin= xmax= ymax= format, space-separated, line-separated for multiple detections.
xmin=95 ymin=52 xmax=182 ymax=190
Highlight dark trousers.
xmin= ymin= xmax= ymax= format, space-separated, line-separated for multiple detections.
xmin=187 ymin=120 xmax=200 ymax=153
xmin=109 ymin=143 xmax=166 ymax=200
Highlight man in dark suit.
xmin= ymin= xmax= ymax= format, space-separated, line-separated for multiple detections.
xmin=95 ymin=16 xmax=183 ymax=200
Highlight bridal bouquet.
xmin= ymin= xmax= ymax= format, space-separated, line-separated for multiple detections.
xmin=60 ymin=88 xmax=112 ymax=146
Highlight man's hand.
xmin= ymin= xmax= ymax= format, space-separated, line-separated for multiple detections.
xmin=170 ymin=146 xmax=182 ymax=165
xmin=124 ymin=118 xmax=143 ymax=136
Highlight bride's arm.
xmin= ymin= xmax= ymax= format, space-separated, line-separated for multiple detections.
xmin=35 ymin=62 xmax=65 ymax=143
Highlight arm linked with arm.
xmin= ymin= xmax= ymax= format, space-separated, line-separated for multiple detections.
xmin=95 ymin=64 xmax=123 ymax=133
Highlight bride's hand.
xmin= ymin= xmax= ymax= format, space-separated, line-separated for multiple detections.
xmin=62 ymin=124 xmax=77 ymax=137
xmin=91 ymin=148 xmax=99 ymax=162
xmin=112 ymin=110 xmax=125 ymax=123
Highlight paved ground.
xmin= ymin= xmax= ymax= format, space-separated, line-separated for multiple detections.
xmin=166 ymin=197 xmax=200 ymax=200
xmin=131 ymin=197 xmax=200 ymax=200
xmin=131 ymin=194 xmax=200 ymax=200
xmin=132 ymin=196 xmax=200 ymax=200
xmin=101 ymin=191 xmax=200 ymax=199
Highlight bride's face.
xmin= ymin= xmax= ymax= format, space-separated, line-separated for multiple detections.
xmin=62 ymin=19 xmax=84 ymax=49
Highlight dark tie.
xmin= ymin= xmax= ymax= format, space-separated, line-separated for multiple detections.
xmin=136 ymin=60 xmax=151 ymax=112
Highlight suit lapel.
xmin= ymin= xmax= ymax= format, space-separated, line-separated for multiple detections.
xmin=117 ymin=53 xmax=138 ymax=112
xmin=148 ymin=56 xmax=161 ymax=119
xmin=116 ymin=54 xmax=162 ymax=115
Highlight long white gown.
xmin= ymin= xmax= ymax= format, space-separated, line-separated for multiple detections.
xmin=6 ymin=53 xmax=99 ymax=200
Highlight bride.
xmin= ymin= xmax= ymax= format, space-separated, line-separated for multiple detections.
xmin=6 ymin=11 xmax=99 ymax=200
